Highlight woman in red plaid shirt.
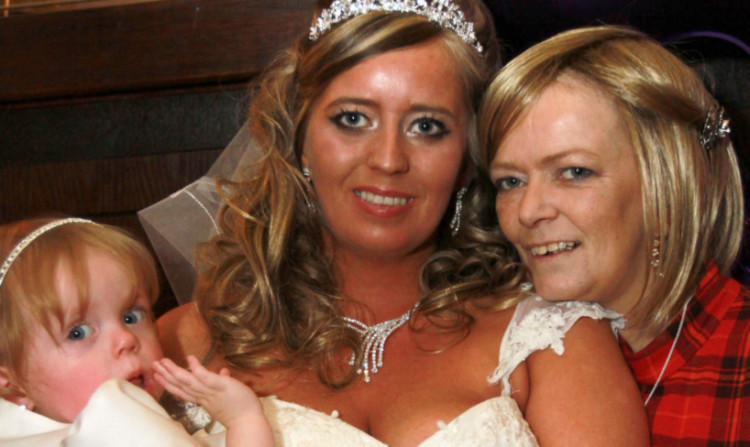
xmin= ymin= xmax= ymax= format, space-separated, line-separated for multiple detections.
xmin=482 ymin=25 xmax=749 ymax=446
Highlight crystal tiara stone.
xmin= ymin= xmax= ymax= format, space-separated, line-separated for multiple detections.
xmin=309 ymin=0 xmax=483 ymax=53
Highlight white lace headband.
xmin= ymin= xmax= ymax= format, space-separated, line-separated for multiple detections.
xmin=309 ymin=0 xmax=483 ymax=53
xmin=0 ymin=218 xmax=96 ymax=289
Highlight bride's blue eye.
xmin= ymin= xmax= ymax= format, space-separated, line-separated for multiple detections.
xmin=67 ymin=324 xmax=93 ymax=341
xmin=332 ymin=111 xmax=368 ymax=129
xmin=123 ymin=309 xmax=145 ymax=325
xmin=408 ymin=117 xmax=448 ymax=138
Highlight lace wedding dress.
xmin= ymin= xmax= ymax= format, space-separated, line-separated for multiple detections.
xmin=0 ymin=295 xmax=620 ymax=447
xmin=259 ymin=295 xmax=622 ymax=447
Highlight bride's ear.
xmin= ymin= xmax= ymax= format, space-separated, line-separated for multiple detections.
xmin=0 ymin=366 xmax=35 ymax=410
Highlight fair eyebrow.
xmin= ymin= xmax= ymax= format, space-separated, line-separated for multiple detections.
xmin=61 ymin=298 xmax=86 ymax=323
xmin=52 ymin=300 xmax=86 ymax=342
xmin=492 ymin=148 xmax=598 ymax=171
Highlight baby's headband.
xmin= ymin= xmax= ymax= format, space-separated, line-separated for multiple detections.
xmin=0 ymin=218 xmax=96 ymax=289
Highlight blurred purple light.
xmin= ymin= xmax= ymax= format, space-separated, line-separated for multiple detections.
xmin=664 ymin=30 xmax=750 ymax=55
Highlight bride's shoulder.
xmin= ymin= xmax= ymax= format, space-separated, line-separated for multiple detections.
xmin=157 ymin=302 xmax=211 ymax=366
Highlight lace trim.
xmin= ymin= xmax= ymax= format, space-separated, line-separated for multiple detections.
xmin=488 ymin=295 xmax=624 ymax=394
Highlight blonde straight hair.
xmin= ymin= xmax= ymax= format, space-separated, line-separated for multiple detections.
xmin=480 ymin=25 xmax=743 ymax=334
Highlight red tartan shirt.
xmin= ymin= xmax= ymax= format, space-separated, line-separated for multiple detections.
xmin=621 ymin=264 xmax=750 ymax=446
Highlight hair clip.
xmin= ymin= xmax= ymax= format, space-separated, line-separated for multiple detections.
xmin=700 ymin=103 xmax=731 ymax=151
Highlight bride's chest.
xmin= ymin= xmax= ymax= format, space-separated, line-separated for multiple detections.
xmin=255 ymin=324 xmax=510 ymax=446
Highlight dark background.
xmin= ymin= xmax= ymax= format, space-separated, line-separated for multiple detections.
xmin=485 ymin=0 xmax=749 ymax=59
xmin=1 ymin=0 xmax=748 ymax=311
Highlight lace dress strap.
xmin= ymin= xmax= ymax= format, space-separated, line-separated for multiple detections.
xmin=488 ymin=295 xmax=624 ymax=395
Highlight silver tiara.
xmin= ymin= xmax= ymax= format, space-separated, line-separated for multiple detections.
xmin=0 ymin=218 xmax=96 ymax=289
xmin=309 ymin=0 xmax=483 ymax=53
xmin=700 ymin=103 xmax=731 ymax=151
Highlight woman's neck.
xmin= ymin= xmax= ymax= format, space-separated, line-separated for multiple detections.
xmin=619 ymin=325 xmax=660 ymax=353
xmin=333 ymin=246 xmax=434 ymax=322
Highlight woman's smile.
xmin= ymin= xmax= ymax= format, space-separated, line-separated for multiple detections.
xmin=528 ymin=241 xmax=579 ymax=257
xmin=354 ymin=189 xmax=413 ymax=207
xmin=301 ymin=38 xmax=467 ymax=259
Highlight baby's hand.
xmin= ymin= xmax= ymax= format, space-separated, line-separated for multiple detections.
xmin=153 ymin=355 xmax=264 ymax=429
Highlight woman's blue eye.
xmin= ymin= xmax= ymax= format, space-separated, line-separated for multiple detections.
xmin=332 ymin=111 xmax=368 ymax=129
xmin=495 ymin=177 xmax=523 ymax=191
xmin=67 ymin=324 xmax=93 ymax=341
xmin=409 ymin=118 xmax=448 ymax=138
xmin=561 ymin=167 xmax=592 ymax=180
xmin=123 ymin=309 xmax=145 ymax=325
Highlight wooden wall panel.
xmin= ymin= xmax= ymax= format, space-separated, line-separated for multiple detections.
xmin=0 ymin=0 xmax=315 ymax=103
xmin=1 ymin=87 xmax=248 ymax=166
xmin=0 ymin=0 xmax=311 ymax=314
xmin=0 ymin=149 xmax=222 ymax=315
xmin=0 ymin=149 xmax=222 ymax=221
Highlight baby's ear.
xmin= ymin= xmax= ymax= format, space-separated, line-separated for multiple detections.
xmin=0 ymin=366 xmax=35 ymax=410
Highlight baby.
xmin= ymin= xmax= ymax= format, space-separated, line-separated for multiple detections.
xmin=0 ymin=217 xmax=273 ymax=447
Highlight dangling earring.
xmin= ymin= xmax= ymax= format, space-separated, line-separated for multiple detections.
xmin=449 ymin=187 xmax=468 ymax=236
xmin=301 ymin=166 xmax=315 ymax=211
xmin=302 ymin=166 xmax=312 ymax=183
xmin=650 ymin=237 xmax=664 ymax=277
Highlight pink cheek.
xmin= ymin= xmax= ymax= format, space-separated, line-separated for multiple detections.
xmin=148 ymin=342 xmax=165 ymax=360
xmin=495 ymin=211 xmax=513 ymax=234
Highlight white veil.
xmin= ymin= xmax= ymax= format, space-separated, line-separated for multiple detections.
xmin=138 ymin=125 xmax=262 ymax=304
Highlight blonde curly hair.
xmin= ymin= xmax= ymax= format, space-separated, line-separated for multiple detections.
xmin=195 ymin=0 xmax=524 ymax=388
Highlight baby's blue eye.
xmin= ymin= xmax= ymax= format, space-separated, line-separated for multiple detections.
xmin=123 ymin=310 xmax=145 ymax=325
xmin=67 ymin=324 xmax=93 ymax=341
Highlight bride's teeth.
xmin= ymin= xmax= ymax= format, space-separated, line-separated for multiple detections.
xmin=356 ymin=191 xmax=408 ymax=206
